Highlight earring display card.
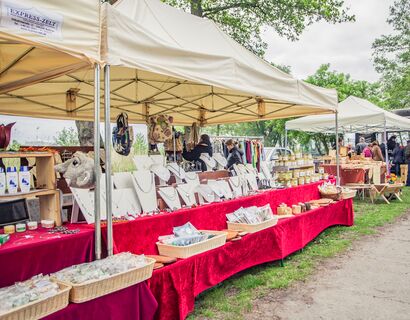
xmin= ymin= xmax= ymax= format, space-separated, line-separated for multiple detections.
xmin=246 ymin=173 xmax=259 ymax=191
xmin=229 ymin=176 xmax=243 ymax=197
xmin=176 ymin=183 xmax=197 ymax=206
xmin=158 ymin=186 xmax=182 ymax=210
xmin=132 ymin=170 xmax=158 ymax=213
xmin=184 ymin=172 xmax=200 ymax=187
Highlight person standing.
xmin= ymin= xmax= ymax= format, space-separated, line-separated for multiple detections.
xmin=387 ymin=135 xmax=397 ymax=160
xmin=371 ymin=141 xmax=384 ymax=162
xmin=404 ymin=140 xmax=410 ymax=186
xmin=392 ymin=143 xmax=404 ymax=176
xmin=225 ymin=139 xmax=244 ymax=170
xmin=182 ymin=134 xmax=213 ymax=171
xmin=355 ymin=137 xmax=367 ymax=155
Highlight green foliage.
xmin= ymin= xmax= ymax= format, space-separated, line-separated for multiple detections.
xmin=162 ymin=0 xmax=354 ymax=57
xmin=132 ymin=132 xmax=148 ymax=155
xmin=54 ymin=127 xmax=79 ymax=146
xmin=372 ymin=0 xmax=410 ymax=109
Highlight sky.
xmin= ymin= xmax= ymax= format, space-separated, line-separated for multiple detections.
xmin=263 ymin=0 xmax=395 ymax=82
xmin=1 ymin=0 xmax=394 ymax=144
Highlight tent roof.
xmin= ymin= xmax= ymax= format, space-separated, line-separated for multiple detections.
xmin=0 ymin=0 xmax=337 ymax=125
xmin=0 ymin=0 xmax=101 ymax=93
xmin=285 ymin=96 xmax=410 ymax=133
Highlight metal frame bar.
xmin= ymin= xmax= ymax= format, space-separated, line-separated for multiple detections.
xmin=104 ymin=65 xmax=113 ymax=256
xmin=93 ymin=64 xmax=102 ymax=260
xmin=335 ymin=111 xmax=340 ymax=186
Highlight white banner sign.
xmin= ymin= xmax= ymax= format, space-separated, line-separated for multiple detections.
xmin=0 ymin=1 xmax=63 ymax=39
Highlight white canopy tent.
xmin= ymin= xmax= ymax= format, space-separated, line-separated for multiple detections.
xmin=1 ymin=0 xmax=340 ymax=257
xmin=286 ymin=96 xmax=410 ymax=133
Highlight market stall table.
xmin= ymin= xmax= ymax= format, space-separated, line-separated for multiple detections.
xmin=0 ymin=225 xmax=94 ymax=288
xmin=44 ymin=282 xmax=158 ymax=320
xmin=148 ymin=199 xmax=353 ymax=320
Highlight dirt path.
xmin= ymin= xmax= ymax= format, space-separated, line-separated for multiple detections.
xmin=246 ymin=213 xmax=410 ymax=320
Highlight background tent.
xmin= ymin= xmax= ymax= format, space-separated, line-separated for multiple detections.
xmin=0 ymin=0 xmax=338 ymax=124
xmin=286 ymin=96 xmax=410 ymax=133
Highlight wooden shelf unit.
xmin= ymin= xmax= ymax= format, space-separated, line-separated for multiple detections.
xmin=0 ymin=152 xmax=61 ymax=226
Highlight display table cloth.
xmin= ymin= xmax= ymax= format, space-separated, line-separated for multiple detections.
xmin=321 ymin=164 xmax=386 ymax=185
xmin=108 ymin=181 xmax=325 ymax=255
xmin=44 ymin=282 xmax=158 ymax=320
xmin=0 ymin=225 xmax=94 ymax=288
xmin=148 ymin=199 xmax=353 ymax=320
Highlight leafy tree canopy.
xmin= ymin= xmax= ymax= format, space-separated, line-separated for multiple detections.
xmin=372 ymin=0 xmax=410 ymax=109
xmin=163 ymin=0 xmax=355 ymax=56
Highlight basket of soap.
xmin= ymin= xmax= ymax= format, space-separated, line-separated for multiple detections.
xmin=226 ymin=204 xmax=278 ymax=233
xmin=0 ymin=275 xmax=71 ymax=320
xmin=157 ymin=222 xmax=227 ymax=259
xmin=341 ymin=188 xmax=357 ymax=199
xmin=52 ymin=253 xmax=155 ymax=303
xmin=318 ymin=182 xmax=341 ymax=201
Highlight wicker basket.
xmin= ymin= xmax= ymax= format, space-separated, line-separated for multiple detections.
xmin=60 ymin=257 xmax=155 ymax=303
xmin=0 ymin=282 xmax=71 ymax=320
xmin=227 ymin=216 xmax=278 ymax=233
xmin=319 ymin=189 xmax=341 ymax=201
xmin=342 ymin=190 xmax=357 ymax=199
xmin=157 ymin=231 xmax=227 ymax=259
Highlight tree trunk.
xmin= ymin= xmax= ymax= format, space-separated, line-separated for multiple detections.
xmin=75 ymin=120 xmax=104 ymax=147
xmin=190 ymin=0 xmax=203 ymax=17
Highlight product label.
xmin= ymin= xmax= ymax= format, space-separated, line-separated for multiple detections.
xmin=0 ymin=1 xmax=63 ymax=39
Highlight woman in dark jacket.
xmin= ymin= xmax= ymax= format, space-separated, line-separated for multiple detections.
xmin=182 ymin=134 xmax=213 ymax=171
xmin=392 ymin=143 xmax=404 ymax=176
xmin=225 ymin=139 xmax=243 ymax=170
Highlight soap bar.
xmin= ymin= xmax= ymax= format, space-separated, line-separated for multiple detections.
xmin=16 ymin=223 xmax=26 ymax=232
xmin=27 ymin=221 xmax=38 ymax=230
xmin=4 ymin=225 xmax=15 ymax=234
xmin=0 ymin=234 xmax=10 ymax=245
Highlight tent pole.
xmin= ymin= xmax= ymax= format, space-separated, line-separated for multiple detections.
xmin=384 ymin=120 xmax=389 ymax=174
xmin=104 ymin=65 xmax=113 ymax=256
xmin=94 ymin=64 xmax=101 ymax=260
xmin=285 ymin=129 xmax=288 ymax=150
xmin=335 ymin=112 xmax=340 ymax=186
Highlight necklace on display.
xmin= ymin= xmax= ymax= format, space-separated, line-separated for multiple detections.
xmin=230 ymin=176 xmax=241 ymax=188
xmin=160 ymin=187 xmax=178 ymax=201
xmin=134 ymin=173 xmax=154 ymax=194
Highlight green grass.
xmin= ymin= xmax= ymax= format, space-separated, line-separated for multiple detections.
xmin=188 ymin=188 xmax=410 ymax=320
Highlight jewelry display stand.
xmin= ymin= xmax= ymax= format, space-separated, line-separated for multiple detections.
xmin=260 ymin=161 xmax=272 ymax=180
xmin=71 ymin=188 xmax=106 ymax=224
xmin=158 ymin=186 xmax=182 ymax=210
xmin=167 ymin=162 xmax=186 ymax=183
xmin=133 ymin=155 xmax=153 ymax=170
xmin=111 ymin=189 xmax=141 ymax=218
xmin=131 ymin=170 xmax=158 ymax=213
xmin=245 ymin=173 xmax=259 ymax=191
xmin=213 ymin=153 xmax=227 ymax=170
xmin=245 ymin=164 xmax=258 ymax=175
xmin=217 ymin=180 xmax=233 ymax=199
xmin=150 ymin=164 xmax=171 ymax=186
xmin=233 ymin=164 xmax=248 ymax=176
xmin=196 ymin=184 xmax=216 ymax=204
xmin=199 ymin=153 xmax=216 ymax=171
xmin=229 ymin=176 xmax=243 ymax=197
xmin=176 ymin=183 xmax=197 ymax=206
xmin=207 ymin=180 xmax=225 ymax=198
xmin=185 ymin=171 xmax=200 ymax=187
xmin=113 ymin=172 xmax=134 ymax=189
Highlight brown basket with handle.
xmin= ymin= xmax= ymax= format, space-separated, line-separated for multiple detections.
xmin=57 ymin=257 xmax=155 ymax=303
xmin=0 ymin=282 xmax=71 ymax=320
xmin=319 ymin=187 xmax=342 ymax=201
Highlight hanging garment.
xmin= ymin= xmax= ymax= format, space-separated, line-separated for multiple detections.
xmin=148 ymin=115 xmax=173 ymax=144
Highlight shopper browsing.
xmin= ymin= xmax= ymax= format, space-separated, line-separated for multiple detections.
xmin=225 ymin=139 xmax=244 ymax=170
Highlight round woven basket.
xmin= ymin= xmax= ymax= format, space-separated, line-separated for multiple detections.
xmin=319 ymin=190 xmax=341 ymax=201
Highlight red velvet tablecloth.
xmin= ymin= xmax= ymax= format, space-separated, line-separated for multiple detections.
xmin=0 ymin=225 xmax=94 ymax=288
xmin=148 ymin=199 xmax=354 ymax=320
xmin=44 ymin=282 xmax=158 ymax=320
xmin=321 ymin=165 xmax=366 ymax=185
xmin=109 ymin=182 xmax=324 ymax=255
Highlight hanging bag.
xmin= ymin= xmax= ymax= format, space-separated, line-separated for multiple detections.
xmin=112 ymin=113 xmax=133 ymax=156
